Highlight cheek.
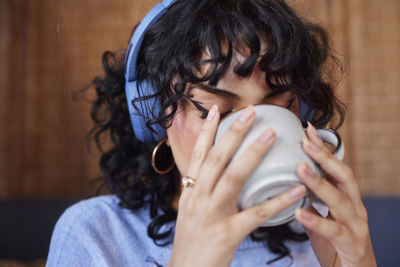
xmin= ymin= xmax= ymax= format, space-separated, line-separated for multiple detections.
xmin=293 ymin=98 xmax=300 ymax=117
xmin=166 ymin=106 xmax=203 ymax=175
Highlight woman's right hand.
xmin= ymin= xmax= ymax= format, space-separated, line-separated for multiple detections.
xmin=168 ymin=105 xmax=307 ymax=267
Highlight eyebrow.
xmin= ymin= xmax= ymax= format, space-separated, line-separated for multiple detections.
xmin=195 ymin=84 xmax=239 ymax=99
xmin=195 ymin=84 xmax=288 ymax=100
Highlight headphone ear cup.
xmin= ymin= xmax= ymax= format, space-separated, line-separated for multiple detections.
xmin=299 ymin=99 xmax=315 ymax=124
xmin=125 ymin=80 xmax=167 ymax=142
xmin=124 ymin=0 xmax=178 ymax=142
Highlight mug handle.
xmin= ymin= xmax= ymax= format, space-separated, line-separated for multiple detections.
xmin=311 ymin=129 xmax=345 ymax=211
xmin=316 ymin=128 xmax=345 ymax=160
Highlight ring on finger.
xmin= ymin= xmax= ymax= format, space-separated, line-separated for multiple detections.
xmin=182 ymin=176 xmax=196 ymax=188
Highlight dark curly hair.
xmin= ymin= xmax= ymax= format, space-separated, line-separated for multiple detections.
xmin=88 ymin=0 xmax=345 ymax=264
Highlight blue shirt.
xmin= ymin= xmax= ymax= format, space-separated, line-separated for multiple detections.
xmin=46 ymin=195 xmax=321 ymax=266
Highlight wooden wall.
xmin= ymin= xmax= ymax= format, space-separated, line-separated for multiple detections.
xmin=0 ymin=0 xmax=399 ymax=198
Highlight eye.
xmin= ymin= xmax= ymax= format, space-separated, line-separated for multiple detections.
xmin=189 ymin=99 xmax=231 ymax=120
xmin=198 ymin=109 xmax=232 ymax=120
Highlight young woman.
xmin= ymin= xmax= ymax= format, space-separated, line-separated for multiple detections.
xmin=47 ymin=0 xmax=377 ymax=266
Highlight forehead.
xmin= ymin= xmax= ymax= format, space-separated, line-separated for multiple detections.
xmin=196 ymin=39 xmax=269 ymax=81
xmin=194 ymin=41 xmax=269 ymax=90
xmin=200 ymin=35 xmax=269 ymax=61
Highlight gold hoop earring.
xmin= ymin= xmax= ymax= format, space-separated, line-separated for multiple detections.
xmin=152 ymin=138 xmax=175 ymax=175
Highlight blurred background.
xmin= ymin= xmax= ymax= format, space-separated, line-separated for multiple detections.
xmin=0 ymin=0 xmax=399 ymax=266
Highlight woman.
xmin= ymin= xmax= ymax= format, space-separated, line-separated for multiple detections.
xmin=47 ymin=0 xmax=377 ymax=266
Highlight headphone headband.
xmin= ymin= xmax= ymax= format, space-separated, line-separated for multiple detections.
xmin=125 ymin=0 xmax=178 ymax=82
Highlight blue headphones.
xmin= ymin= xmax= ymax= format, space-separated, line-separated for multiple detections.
xmin=124 ymin=0 xmax=314 ymax=142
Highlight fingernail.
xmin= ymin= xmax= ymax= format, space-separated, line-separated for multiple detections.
xmin=258 ymin=128 xmax=275 ymax=143
xmin=289 ymin=185 xmax=306 ymax=200
xmin=304 ymin=139 xmax=320 ymax=152
xmin=302 ymin=163 xmax=317 ymax=179
xmin=238 ymin=106 xmax=254 ymax=123
xmin=307 ymin=121 xmax=319 ymax=138
xmin=207 ymin=105 xmax=218 ymax=121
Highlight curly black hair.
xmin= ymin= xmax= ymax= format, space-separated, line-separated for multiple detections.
xmin=88 ymin=0 xmax=345 ymax=264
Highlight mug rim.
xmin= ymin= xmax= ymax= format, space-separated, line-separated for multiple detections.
xmin=219 ymin=103 xmax=297 ymax=124
xmin=218 ymin=104 xmax=342 ymax=155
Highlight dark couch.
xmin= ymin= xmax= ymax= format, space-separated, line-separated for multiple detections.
xmin=0 ymin=197 xmax=399 ymax=266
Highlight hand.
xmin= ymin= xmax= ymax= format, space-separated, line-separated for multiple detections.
xmin=295 ymin=123 xmax=377 ymax=267
xmin=168 ymin=105 xmax=307 ymax=267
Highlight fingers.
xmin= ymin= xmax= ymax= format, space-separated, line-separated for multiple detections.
xmin=306 ymin=122 xmax=324 ymax=147
xmin=229 ymin=185 xmax=306 ymax=243
xmin=197 ymin=106 xmax=256 ymax=194
xmin=303 ymin=123 xmax=364 ymax=217
xmin=295 ymin=208 xmax=353 ymax=248
xmin=212 ymin=128 xmax=276 ymax=205
xmin=297 ymin=163 xmax=362 ymax=232
xmin=180 ymin=105 xmax=220 ymax=200
xmin=186 ymin=105 xmax=220 ymax=176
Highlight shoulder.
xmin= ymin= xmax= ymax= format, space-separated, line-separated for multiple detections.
xmin=49 ymin=195 xmax=151 ymax=243
xmin=46 ymin=195 xmax=157 ymax=266
xmin=55 ymin=194 xmax=149 ymax=220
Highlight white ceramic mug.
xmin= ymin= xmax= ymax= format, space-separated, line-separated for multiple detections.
xmin=215 ymin=105 xmax=344 ymax=227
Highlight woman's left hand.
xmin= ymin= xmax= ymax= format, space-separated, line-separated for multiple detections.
xmin=295 ymin=123 xmax=377 ymax=267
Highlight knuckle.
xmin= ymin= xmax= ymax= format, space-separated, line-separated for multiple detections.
xmin=191 ymin=149 xmax=206 ymax=163
xmin=332 ymin=224 xmax=344 ymax=239
xmin=249 ymin=141 xmax=268 ymax=156
xmin=254 ymin=205 xmax=272 ymax=220
xmin=359 ymin=205 xmax=368 ymax=221
xmin=207 ymin=150 xmax=226 ymax=165
xmin=253 ymin=196 xmax=287 ymax=221
xmin=336 ymin=195 xmax=351 ymax=209
xmin=201 ymin=120 xmax=216 ymax=131
xmin=319 ymin=149 xmax=332 ymax=162
xmin=223 ymin=171 xmax=244 ymax=188
xmin=278 ymin=192 xmax=292 ymax=206
xmin=312 ymin=175 xmax=326 ymax=188
xmin=344 ymin=169 xmax=359 ymax=188
xmin=357 ymin=221 xmax=370 ymax=237
xmin=342 ymin=164 xmax=354 ymax=179
xmin=230 ymin=121 xmax=247 ymax=135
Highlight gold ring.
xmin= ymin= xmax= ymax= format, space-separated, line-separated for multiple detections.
xmin=182 ymin=176 xmax=196 ymax=188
